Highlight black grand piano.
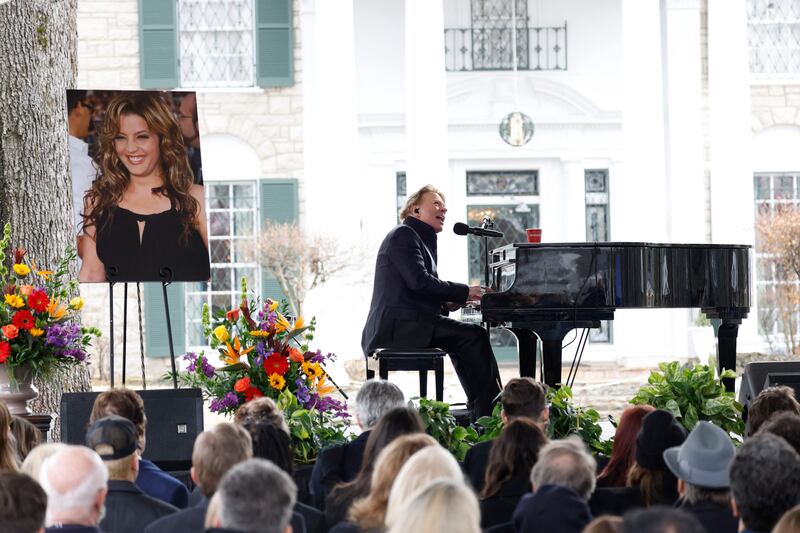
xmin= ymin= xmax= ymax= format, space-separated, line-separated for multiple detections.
xmin=480 ymin=242 xmax=751 ymax=390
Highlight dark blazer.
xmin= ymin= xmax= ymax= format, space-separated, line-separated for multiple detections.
xmin=144 ymin=498 xmax=209 ymax=533
xmin=295 ymin=502 xmax=325 ymax=533
xmin=480 ymin=470 xmax=531 ymax=529
xmin=361 ymin=217 xmax=468 ymax=356
xmin=45 ymin=527 xmax=102 ymax=533
xmin=512 ymin=485 xmax=592 ymax=533
xmin=678 ymin=500 xmax=738 ymax=533
xmin=309 ymin=430 xmax=371 ymax=510
xmin=589 ymin=486 xmax=644 ymax=517
xmin=463 ymin=438 xmax=494 ymax=492
xmin=101 ymin=480 xmax=178 ymax=533
xmin=136 ymin=458 xmax=191 ymax=509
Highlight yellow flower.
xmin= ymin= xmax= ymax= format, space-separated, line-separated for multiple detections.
xmin=213 ymin=325 xmax=229 ymax=343
xmin=301 ymin=361 xmax=314 ymax=377
xmin=12 ymin=264 xmax=30 ymax=276
xmin=48 ymin=298 xmax=67 ymax=320
xmin=316 ymin=375 xmax=335 ymax=397
xmin=69 ymin=297 xmax=84 ymax=310
xmin=274 ymin=312 xmax=291 ymax=333
xmin=310 ymin=362 xmax=323 ymax=378
xmin=269 ymin=301 xmax=279 ymax=312
xmin=4 ymin=294 xmax=23 ymax=309
xmin=220 ymin=335 xmax=255 ymax=365
xmin=293 ymin=316 xmax=305 ymax=330
xmin=29 ymin=328 xmax=44 ymax=337
xmin=269 ymin=373 xmax=286 ymax=390
xmin=249 ymin=330 xmax=271 ymax=338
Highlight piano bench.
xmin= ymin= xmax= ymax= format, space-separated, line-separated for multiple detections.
xmin=366 ymin=348 xmax=445 ymax=402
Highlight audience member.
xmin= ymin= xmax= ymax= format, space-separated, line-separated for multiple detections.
xmin=626 ymin=410 xmax=686 ymax=506
xmin=480 ymin=418 xmax=547 ymax=529
xmin=212 ymin=458 xmax=297 ymax=533
xmin=757 ymin=411 xmax=800 ymax=454
xmin=582 ymin=515 xmax=623 ymax=533
xmin=746 ymin=385 xmax=800 ymax=436
xmin=144 ymin=422 xmax=252 ymax=533
xmin=0 ymin=471 xmax=47 ymax=533
xmin=386 ymin=479 xmax=481 ymax=533
xmin=621 ymin=506 xmax=705 ymax=533
xmin=595 ymin=405 xmax=655 ymax=488
xmin=464 ymin=378 xmax=548 ymax=492
xmin=204 ymin=493 xmax=221 ymax=530
xmin=0 ymin=400 xmax=18 ymax=471
xmin=39 ymin=445 xmax=108 ymax=532
xmin=729 ymin=432 xmax=800 ymax=533
xmin=772 ymin=503 xmax=800 ymax=533
xmin=512 ymin=436 xmax=596 ymax=533
xmin=234 ymin=396 xmax=289 ymax=433
xmin=662 ymin=421 xmax=737 ymax=533
xmin=12 ymin=416 xmax=41 ymax=462
xmin=384 ymin=445 xmax=464 ymax=527
xmin=325 ymin=406 xmax=424 ymax=528
xmin=21 ymin=443 xmax=67 ymax=482
xmin=90 ymin=388 xmax=190 ymax=508
xmin=311 ymin=379 xmax=404 ymax=509
xmin=86 ymin=415 xmax=178 ymax=533
xmin=333 ymin=433 xmax=437 ymax=533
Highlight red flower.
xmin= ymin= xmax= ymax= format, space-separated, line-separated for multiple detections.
xmin=244 ymin=386 xmax=263 ymax=401
xmin=27 ymin=290 xmax=48 ymax=313
xmin=12 ymin=310 xmax=34 ymax=331
xmin=1 ymin=325 xmax=18 ymax=340
xmin=263 ymin=353 xmax=289 ymax=376
xmin=234 ymin=377 xmax=251 ymax=393
xmin=0 ymin=342 xmax=9 ymax=363
xmin=226 ymin=309 xmax=240 ymax=321
xmin=12 ymin=248 xmax=25 ymax=265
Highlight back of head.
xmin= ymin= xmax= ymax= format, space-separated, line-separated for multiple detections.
xmin=234 ymin=396 xmax=288 ymax=434
xmin=241 ymin=418 xmax=293 ymax=474
xmin=400 ymin=185 xmax=445 ymax=220
xmin=39 ymin=446 xmax=108 ymax=526
xmin=501 ymin=377 xmax=547 ymax=421
xmin=359 ymin=406 xmax=424 ymax=477
xmin=748 ymin=385 xmax=800 ymax=436
xmin=11 ymin=416 xmax=41 ymax=462
xmin=758 ymin=411 xmax=800 ymax=455
xmin=385 ymin=445 xmax=464 ymax=526
xmin=386 ymin=480 xmax=480 ymax=533
xmin=217 ymin=458 xmax=297 ymax=533
xmin=192 ymin=422 xmax=253 ymax=497
xmin=729 ymin=432 xmax=800 ymax=532
xmin=66 ymin=90 xmax=88 ymax=114
xmin=622 ymin=506 xmax=705 ymax=533
xmin=21 ymin=443 xmax=67 ymax=482
xmin=481 ymin=418 xmax=547 ymax=499
xmin=0 ymin=471 xmax=47 ymax=533
xmin=598 ymin=405 xmax=655 ymax=487
xmin=90 ymin=388 xmax=147 ymax=450
xmin=773 ymin=503 xmax=800 ymax=533
xmin=530 ymin=436 xmax=597 ymax=500
xmin=349 ymin=433 xmax=438 ymax=529
xmin=354 ymin=379 xmax=405 ymax=429
xmin=583 ymin=516 xmax=623 ymax=533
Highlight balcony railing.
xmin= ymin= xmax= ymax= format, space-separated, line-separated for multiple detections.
xmin=444 ymin=23 xmax=567 ymax=72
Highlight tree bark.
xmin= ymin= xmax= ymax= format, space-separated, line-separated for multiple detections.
xmin=0 ymin=0 xmax=90 ymax=440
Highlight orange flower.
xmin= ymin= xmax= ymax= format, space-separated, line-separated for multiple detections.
xmin=30 ymin=258 xmax=52 ymax=280
xmin=288 ymin=347 xmax=305 ymax=363
xmin=1 ymin=325 xmax=18 ymax=340
xmin=226 ymin=309 xmax=240 ymax=321
xmin=274 ymin=313 xmax=291 ymax=333
xmin=220 ymin=335 xmax=255 ymax=365
xmin=18 ymin=285 xmax=33 ymax=296
xmin=316 ymin=375 xmax=335 ymax=396
xmin=48 ymin=298 xmax=66 ymax=320
xmin=234 ymin=377 xmax=251 ymax=393
xmin=249 ymin=330 xmax=270 ymax=338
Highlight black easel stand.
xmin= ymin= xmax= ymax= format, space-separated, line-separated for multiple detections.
xmin=106 ymin=267 xmax=118 ymax=388
xmin=159 ymin=268 xmax=179 ymax=389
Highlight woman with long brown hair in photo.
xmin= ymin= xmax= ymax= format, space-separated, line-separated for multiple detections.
xmin=79 ymin=91 xmax=209 ymax=282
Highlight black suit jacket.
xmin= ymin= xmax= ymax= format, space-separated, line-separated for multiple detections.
xmin=146 ymin=498 xmax=307 ymax=533
xmin=361 ymin=217 xmax=469 ymax=356
xmin=309 ymin=430 xmax=371 ymax=510
xmin=101 ymin=480 xmax=178 ymax=533
xmin=463 ymin=438 xmax=494 ymax=493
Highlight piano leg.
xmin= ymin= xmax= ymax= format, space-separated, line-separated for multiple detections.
xmin=542 ymin=338 xmax=563 ymax=388
xmin=717 ymin=320 xmax=740 ymax=393
xmin=508 ymin=328 xmax=537 ymax=379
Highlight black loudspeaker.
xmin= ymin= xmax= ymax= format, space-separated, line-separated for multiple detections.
xmin=739 ymin=361 xmax=800 ymax=434
xmin=60 ymin=388 xmax=204 ymax=471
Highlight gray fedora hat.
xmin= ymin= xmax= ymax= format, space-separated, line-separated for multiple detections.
xmin=663 ymin=421 xmax=735 ymax=489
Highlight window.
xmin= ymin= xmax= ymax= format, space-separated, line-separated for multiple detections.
xmin=747 ymin=0 xmax=800 ymax=77
xmin=396 ymin=171 xmax=407 ymax=223
xmin=585 ymin=169 xmax=612 ymax=343
xmin=139 ymin=0 xmax=293 ymax=89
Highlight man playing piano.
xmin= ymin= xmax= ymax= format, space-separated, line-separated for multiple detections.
xmin=361 ymin=184 xmax=502 ymax=418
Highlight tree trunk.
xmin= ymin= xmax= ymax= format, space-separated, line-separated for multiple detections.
xmin=0 ymin=0 xmax=90 ymax=441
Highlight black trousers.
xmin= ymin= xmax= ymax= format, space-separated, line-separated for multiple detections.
xmin=430 ymin=316 xmax=502 ymax=418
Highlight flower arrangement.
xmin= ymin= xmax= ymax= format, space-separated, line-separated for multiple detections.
xmin=180 ymin=280 xmax=351 ymax=463
xmin=0 ymin=224 xmax=99 ymax=382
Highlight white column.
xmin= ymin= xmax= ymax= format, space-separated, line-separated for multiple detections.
xmin=405 ymin=0 xmax=449 ymax=193
xmin=559 ymin=159 xmax=587 ymax=242
xmin=664 ymin=0 xmax=705 ymax=244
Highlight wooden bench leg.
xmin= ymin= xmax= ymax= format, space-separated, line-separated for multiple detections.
xmin=434 ymin=357 xmax=444 ymax=402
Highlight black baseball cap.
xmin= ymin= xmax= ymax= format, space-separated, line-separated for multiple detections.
xmin=86 ymin=415 xmax=138 ymax=460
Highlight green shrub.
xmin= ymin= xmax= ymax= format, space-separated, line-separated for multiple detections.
xmin=413 ymin=397 xmax=479 ymax=461
xmin=548 ymin=386 xmax=614 ymax=456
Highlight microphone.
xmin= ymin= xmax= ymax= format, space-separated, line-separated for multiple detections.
xmin=453 ymin=222 xmax=504 ymax=238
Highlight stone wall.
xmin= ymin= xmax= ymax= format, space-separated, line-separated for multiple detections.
xmin=750 ymin=84 xmax=800 ymax=132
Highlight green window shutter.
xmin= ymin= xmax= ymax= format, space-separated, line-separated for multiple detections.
xmin=139 ymin=0 xmax=179 ymax=89
xmin=144 ymin=282 xmax=186 ymax=358
xmin=255 ymin=0 xmax=294 ymax=87
xmin=259 ymin=178 xmax=298 ymax=302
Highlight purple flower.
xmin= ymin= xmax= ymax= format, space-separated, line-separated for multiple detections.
xmin=295 ymin=378 xmax=312 ymax=406
xmin=199 ymin=357 xmax=215 ymax=378
xmin=309 ymin=350 xmax=325 ymax=364
xmin=209 ymin=391 xmax=240 ymax=413
xmin=184 ymin=352 xmax=198 ymax=372
xmin=45 ymin=323 xmax=85 ymax=361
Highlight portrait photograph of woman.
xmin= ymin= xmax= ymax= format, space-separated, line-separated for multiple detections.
xmin=72 ymin=90 xmax=210 ymax=283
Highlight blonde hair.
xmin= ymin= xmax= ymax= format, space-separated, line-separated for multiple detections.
xmin=385 ymin=445 xmax=464 ymax=527
xmin=21 ymin=442 xmax=67 ymax=481
xmin=204 ymin=492 xmax=221 ymax=529
xmin=386 ymin=480 xmax=481 ymax=533
xmin=104 ymin=453 xmax=136 ymax=481
xmin=348 ymin=433 xmax=438 ymax=530
xmin=774 ymin=504 xmax=800 ymax=533
xmin=192 ymin=423 xmax=253 ymax=497
xmin=399 ymin=184 xmax=444 ymax=220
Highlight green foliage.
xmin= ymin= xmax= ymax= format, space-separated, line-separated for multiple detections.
xmin=630 ymin=361 xmax=744 ymax=442
xmin=413 ymin=397 xmax=479 ymax=461
xmin=277 ymin=389 xmax=351 ymax=464
xmin=548 ymin=386 xmax=614 ymax=456
xmin=474 ymin=402 xmax=504 ymax=441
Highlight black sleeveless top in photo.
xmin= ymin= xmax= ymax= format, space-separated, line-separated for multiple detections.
xmin=96 ymin=206 xmax=210 ymax=282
